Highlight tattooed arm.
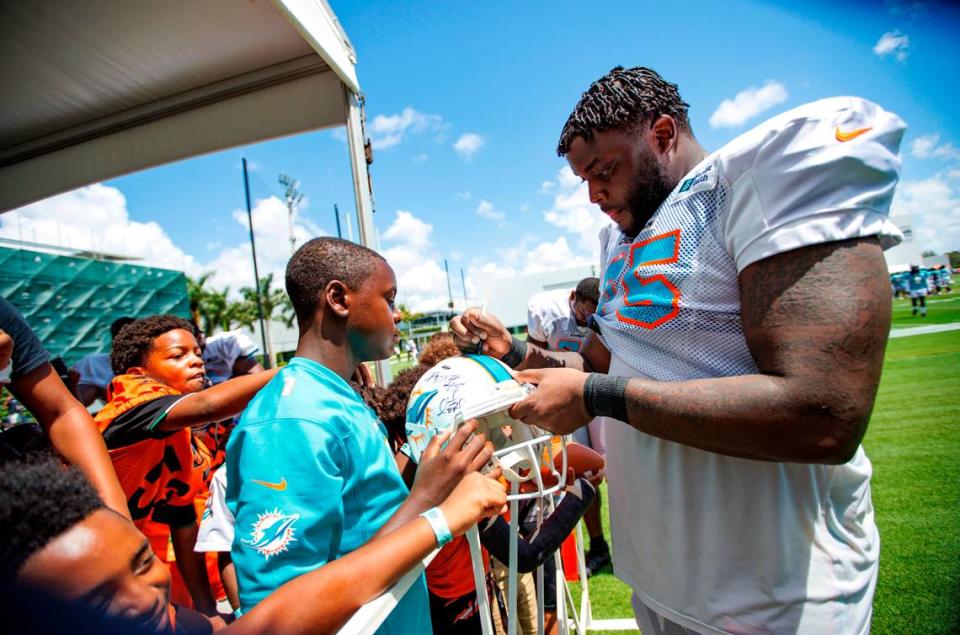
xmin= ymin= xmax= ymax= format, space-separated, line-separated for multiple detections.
xmin=510 ymin=237 xmax=890 ymax=464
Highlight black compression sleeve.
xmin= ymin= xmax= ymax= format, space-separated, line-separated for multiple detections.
xmin=500 ymin=336 xmax=527 ymax=369
xmin=584 ymin=373 xmax=629 ymax=422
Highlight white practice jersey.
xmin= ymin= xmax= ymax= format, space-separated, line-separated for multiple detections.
xmin=203 ymin=330 xmax=259 ymax=385
xmin=195 ymin=466 xmax=235 ymax=552
xmin=70 ymin=353 xmax=114 ymax=389
xmin=596 ymin=98 xmax=904 ymax=634
xmin=527 ymin=289 xmax=588 ymax=352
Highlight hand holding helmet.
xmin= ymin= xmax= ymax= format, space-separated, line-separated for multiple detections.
xmin=406 ymin=354 xmax=568 ymax=501
xmin=438 ymin=471 xmax=509 ymax=537
xmin=510 ymin=367 xmax=593 ymax=435
xmin=409 ymin=419 xmax=495 ymax=510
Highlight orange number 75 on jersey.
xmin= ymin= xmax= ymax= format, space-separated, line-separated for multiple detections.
xmin=617 ymin=229 xmax=681 ymax=329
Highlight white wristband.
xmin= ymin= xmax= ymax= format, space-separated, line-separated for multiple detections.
xmin=419 ymin=507 xmax=453 ymax=548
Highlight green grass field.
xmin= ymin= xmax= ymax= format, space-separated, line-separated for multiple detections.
xmin=865 ymin=329 xmax=960 ymax=633
xmin=891 ymin=290 xmax=960 ymax=327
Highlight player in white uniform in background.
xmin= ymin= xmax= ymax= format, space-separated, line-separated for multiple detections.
xmin=453 ymin=66 xmax=904 ymax=634
xmin=195 ymin=466 xmax=239 ymax=613
xmin=201 ymin=329 xmax=264 ymax=385
xmin=527 ymin=279 xmax=612 ymax=576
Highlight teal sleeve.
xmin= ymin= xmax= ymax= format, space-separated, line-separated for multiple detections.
xmin=228 ymin=418 xmax=350 ymax=612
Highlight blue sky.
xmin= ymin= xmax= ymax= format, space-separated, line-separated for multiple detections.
xmin=4 ymin=0 xmax=959 ymax=311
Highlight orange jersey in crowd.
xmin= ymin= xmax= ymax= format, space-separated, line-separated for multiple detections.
xmin=95 ymin=375 xmax=200 ymax=528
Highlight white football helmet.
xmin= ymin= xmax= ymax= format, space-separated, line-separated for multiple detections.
xmin=406 ymin=354 xmax=567 ymax=500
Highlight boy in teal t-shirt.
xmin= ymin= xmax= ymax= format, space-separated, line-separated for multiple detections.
xmin=227 ymin=238 xmax=493 ymax=633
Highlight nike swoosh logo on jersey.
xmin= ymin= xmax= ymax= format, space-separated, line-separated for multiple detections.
xmin=835 ymin=126 xmax=872 ymax=142
xmin=251 ymin=477 xmax=287 ymax=491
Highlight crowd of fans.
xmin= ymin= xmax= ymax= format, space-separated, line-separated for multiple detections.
xmin=0 ymin=236 xmax=595 ymax=635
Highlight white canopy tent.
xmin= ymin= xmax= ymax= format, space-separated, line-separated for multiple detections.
xmin=0 ymin=0 xmax=388 ymax=378
xmin=0 ymin=0 xmax=376 ymax=244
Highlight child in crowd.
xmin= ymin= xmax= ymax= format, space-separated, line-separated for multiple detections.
xmin=0 ymin=455 xmax=506 ymax=634
xmin=197 ymin=362 xmax=383 ymax=616
xmin=227 ymin=237 xmax=500 ymax=634
xmin=94 ymin=315 xmax=278 ymax=621
xmin=372 ymin=334 xmax=600 ymax=635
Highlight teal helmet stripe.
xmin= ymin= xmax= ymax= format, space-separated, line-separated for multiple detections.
xmin=463 ymin=354 xmax=512 ymax=383
xmin=407 ymin=389 xmax=438 ymax=424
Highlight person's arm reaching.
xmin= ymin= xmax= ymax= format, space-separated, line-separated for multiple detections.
xmin=509 ymin=237 xmax=891 ymax=465
xmin=9 ymin=362 xmax=130 ymax=517
xmin=171 ymin=523 xmax=218 ymax=618
xmin=0 ymin=329 xmax=11 ymax=373
xmin=156 ymin=368 xmax=279 ymax=431
xmin=450 ymin=311 xmax=610 ymax=374
xmin=231 ymin=356 xmax=264 ymax=378
xmin=225 ymin=471 xmax=507 ymax=635
xmin=481 ymin=476 xmax=596 ymax=573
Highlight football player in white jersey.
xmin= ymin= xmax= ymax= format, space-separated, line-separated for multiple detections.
xmin=452 ymin=66 xmax=904 ymax=634
xmin=527 ymin=278 xmax=613 ymax=578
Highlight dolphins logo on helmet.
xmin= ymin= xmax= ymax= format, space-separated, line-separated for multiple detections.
xmin=405 ymin=354 xmax=567 ymax=500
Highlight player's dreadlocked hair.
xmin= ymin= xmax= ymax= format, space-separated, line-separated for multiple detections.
xmin=557 ymin=66 xmax=691 ymax=156
xmin=0 ymin=456 xmax=103 ymax=580
xmin=111 ymin=314 xmax=196 ymax=374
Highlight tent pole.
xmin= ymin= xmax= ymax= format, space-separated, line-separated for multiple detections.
xmin=344 ymin=86 xmax=391 ymax=384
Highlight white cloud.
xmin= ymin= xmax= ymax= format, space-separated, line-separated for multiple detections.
xmin=202 ymin=196 xmax=324 ymax=294
xmin=467 ymin=235 xmax=593 ymax=285
xmin=412 ymin=153 xmax=429 ymax=163
xmin=540 ymin=166 xmax=611 ymax=257
xmin=540 ymin=180 xmax=556 ymax=193
xmin=0 ymin=185 xmax=327 ymax=299
xmin=0 ymin=184 xmax=198 ymax=271
xmin=382 ymin=209 xmax=433 ymax=249
xmin=380 ymin=210 xmax=462 ymax=313
xmin=910 ymin=133 xmax=960 ymax=161
xmin=709 ymin=81 xmax=788 ymax=128
xmin=368 ymin=107 xmax=447 ymax=150
xmin=454 ymin=191 xmax=472 ymax=200
xmin=453 ymin=133 xmax=486 ymax=159
xmin=475 ymin=200 xmax=506 ymax=222
xmin=873 ymin=30 xmax=910 ymax=61
xmin=892 ymin=172 xmax=960 ymax=254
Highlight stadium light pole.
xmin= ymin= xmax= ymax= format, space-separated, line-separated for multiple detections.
xmin=333 ymin=203 xmax=342 ymax=238
xmin=279 ymin=173 xmax=304 ymax=255
xmin=242 ymin=157 xmax=271 ymax=369
xmin=444 ymin=259 xmax=454 ymax=311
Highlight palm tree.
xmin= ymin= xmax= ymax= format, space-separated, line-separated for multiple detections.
xmin=186 ymin=273 xmax=214 ymax=328
xmin=202 ymin=287 xmax=231 ymax=335
xmin=239 ymin=273 xmax=288 ymax=366
xmin=396 ymin=304 xmax=422 ymax=341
